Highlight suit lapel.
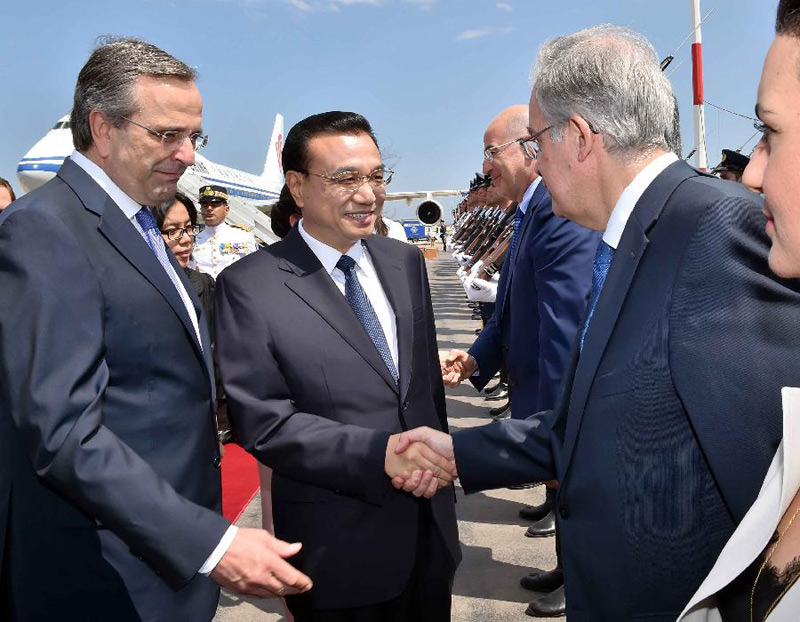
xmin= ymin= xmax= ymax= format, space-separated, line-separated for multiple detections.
xmin=58 ymin=158 xmax=209 ymax=366
xmin=561 ymin=161 xmax=698 ymax=467
xmin=279 ymin=229 xmax=399 ymax=394
xmin=364 ymin=236 xmax=413 ymax=401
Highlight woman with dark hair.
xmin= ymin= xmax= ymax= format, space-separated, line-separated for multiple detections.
xmin=151 ymin=193 xmax=214 ymax=323
xmin=151 ymin=194 xmax=234 ymax=444
xmin=678 ymin=2 xmax=800 ymax=619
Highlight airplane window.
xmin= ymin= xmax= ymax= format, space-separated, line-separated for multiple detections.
xmin=52 ymin=122 xmax=62 ymax=129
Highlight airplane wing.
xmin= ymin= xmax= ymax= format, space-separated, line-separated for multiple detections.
xmin=384 ymin=190 xmax=464 ymax=206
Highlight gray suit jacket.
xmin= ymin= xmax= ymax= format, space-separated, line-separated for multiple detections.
xmin=0 ymin=157 xmax=228 ymax=621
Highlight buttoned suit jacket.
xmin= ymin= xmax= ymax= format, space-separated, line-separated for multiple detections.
xmin=453 ymin=161 xmax=800 ymax=621
xmin=677 ymin=387 xmax=800 ymax=622
xmin=214 ymin=227 xmax=461 ymax=610
xmin=0 ymin=157 xmax=228 ymax=621
xmin=468 ymin=182 xmax=599 ymax=415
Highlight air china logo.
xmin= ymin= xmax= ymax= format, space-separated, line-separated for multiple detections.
xmin=276 ymin=134 xmax=284 ymax=173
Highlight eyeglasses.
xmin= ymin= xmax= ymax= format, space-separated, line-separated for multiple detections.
xmin=161 ymin=225 xmax=202 ymax=240
xmin=304 ymin=168 xmax=394 ymax=194
xmin=519 ymin=126 xmax=554 ymax=159
xmin=483 ymin=138 xmax=527 ymax=163
xmin=122 ymin=117 xmax=209 ymax=152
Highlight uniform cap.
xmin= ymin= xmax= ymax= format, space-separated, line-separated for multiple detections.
xmin=199 ymin=185 xmax=229 ymax=203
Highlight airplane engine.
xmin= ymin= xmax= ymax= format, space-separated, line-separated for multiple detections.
xmin=416 ymin=200 xmax=442 ymax=225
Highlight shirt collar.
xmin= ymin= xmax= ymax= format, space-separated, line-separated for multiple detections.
xmin=70 ymin=150 xmax=143 ymax=219
xmin=602 ymin=152 xmax=678 ymax=249
xmin=298 ymin=219 xmax=364 ymax=276
xmin=518 ymin=176 xmax=543 ymax=215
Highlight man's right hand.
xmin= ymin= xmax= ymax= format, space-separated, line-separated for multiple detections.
xmin=210 ymin=528 xmax=312 ymax=598
xmin=441 ymin=349 xmax=478 ymax=387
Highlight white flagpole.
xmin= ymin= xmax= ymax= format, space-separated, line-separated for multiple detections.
xmin=691 ymin=0 xmax=708 ymax=170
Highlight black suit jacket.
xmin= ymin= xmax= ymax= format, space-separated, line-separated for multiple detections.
xmin=453 ymin=161 xmax=800 ymax=621
xmin=215 ymin=228 xmax=461 ymax=609
xmin=0 ymin=158 xmax=228 ymax=621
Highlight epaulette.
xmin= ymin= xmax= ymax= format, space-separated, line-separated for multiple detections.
xmin=229 ymin=223 xmax=254 ymax=232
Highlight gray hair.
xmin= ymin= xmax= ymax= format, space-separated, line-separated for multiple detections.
xmin=71 ymin=37 xmax=197 ymax=151
xmin=531 ymin=25 xmax=674 ymax=159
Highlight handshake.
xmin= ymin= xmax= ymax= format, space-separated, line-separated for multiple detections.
xmin=384 ymin=427 xmax=457 ymax=499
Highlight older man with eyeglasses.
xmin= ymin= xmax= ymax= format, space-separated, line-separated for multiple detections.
xmin=440 ymin=104 xmax=599 ymax=616
xmin=0 ymin=37 xmax=311 ymax=622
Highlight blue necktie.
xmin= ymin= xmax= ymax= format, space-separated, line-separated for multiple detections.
xmin=580 ymin=240 xmax=615 ymax=351
xmin=336 ymin=254 xmax=399 ymax=385
xmin=135 ymin=207 xmax=200 ymax=342
xmin=507 ymin=206 xmax=524 ymax=267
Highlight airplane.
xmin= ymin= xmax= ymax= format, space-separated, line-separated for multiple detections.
xmin=17 ymin=113 xmax=462 ymax=244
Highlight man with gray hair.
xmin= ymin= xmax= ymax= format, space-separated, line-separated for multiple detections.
xmin=394 ymin=24 xmax=800 ymax=619
xmin=0 ymin=38 xmax=310 ymax=621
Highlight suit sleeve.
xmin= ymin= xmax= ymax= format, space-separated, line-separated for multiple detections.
xmin=453 ymin=410 xmax=559 ymax=493
xmin=0 ymin=208 xmax=229 ymax=589
xmin=215 ymin=265 xmax=392 ymax=507
xmin=670 ymin=197 xmax=800 ymax=522
xmin=467 ymin=257 xmax=508 ymax=391
xmin=532 ymin=216 xmax=598 ymax=412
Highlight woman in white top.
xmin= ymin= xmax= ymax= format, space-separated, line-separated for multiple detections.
xmin=678 ymin=2 xmax=800 ymax=619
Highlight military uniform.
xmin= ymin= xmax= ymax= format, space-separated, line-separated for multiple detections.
xmin=192 ymin=221 xmax=259 ymax=278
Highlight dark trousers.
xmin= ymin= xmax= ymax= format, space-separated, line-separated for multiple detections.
xmin=289 ymin=503 xmax=453 ymax=622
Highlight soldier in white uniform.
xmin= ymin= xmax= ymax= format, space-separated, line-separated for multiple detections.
xmin=193 ymin=184 xmax=259 ymax=278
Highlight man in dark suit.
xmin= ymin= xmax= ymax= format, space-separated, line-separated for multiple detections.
xmin=0 ymin=38 xmax=310 ymax=621
xmin=443 ymin=105 xmax=599 ymax=614
xmin=215 ymin=111 xmax=461 ymax=621
xmin=395 ymin=25 xmax=800 ymax=621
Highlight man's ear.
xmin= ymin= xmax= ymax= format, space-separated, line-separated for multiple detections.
xmin=571 ymin=114 xmax=600 ymax=163
xmin=89 ymin=110 xmax=114 ymax=159
xmin=285 ymin=171 xmax=305 ymax=208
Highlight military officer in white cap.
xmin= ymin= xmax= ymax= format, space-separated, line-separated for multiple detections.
xmin=193 ymin=184 xmax=259 ymax=278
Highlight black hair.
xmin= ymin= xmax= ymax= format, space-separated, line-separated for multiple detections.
xmin=777 ymin=0 xmax=800 ymax=36
xmin=270 ymin=186 xmax=301 ymax=239
xmin=152 ymin=192 xmax=198 ymax=230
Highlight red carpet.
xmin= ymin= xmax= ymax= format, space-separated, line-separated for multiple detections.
xmin=220 ymin=443 xmax=260 ymax=523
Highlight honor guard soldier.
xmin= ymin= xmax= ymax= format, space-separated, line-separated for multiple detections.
xmin=193 ymin=184 xmax=259 ymax=278
xmin=712 ymin=148 xmax=751 ymax=183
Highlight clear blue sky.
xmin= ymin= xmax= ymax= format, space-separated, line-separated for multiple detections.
xmin=0 ymin=0 xmax=776 ymax=221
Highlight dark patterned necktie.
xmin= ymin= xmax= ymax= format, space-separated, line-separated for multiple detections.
xmin=580 ymin=240 xmax=615 ymax=351
xmin=336 ymin=254 xmax=399 ymax=385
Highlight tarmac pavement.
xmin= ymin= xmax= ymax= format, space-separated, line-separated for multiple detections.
xmin=213 ymin=250 xmax=563 ymax=622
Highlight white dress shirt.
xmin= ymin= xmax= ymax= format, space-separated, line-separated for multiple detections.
xmin=518 ymin=175 xmax=543 ymax=216
xmin=299 ymin=220 xmax=399 ymax=369
xmin=69 ymin=151 xmax=234 ymax=575
xmin=602 ymin=152 xmax=678 ymax=249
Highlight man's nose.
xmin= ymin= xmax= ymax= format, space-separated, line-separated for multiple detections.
xmin=174 ymin=137 xmax=196 ymax=167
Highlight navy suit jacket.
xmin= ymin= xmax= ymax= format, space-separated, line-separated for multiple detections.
xmin=215 ymin=229 xmax=461 ymax=610
xmin=453 ymin=161 xmax=800 ymax=621
xmin=0 ymin=158 xmax=228 ymax=621
xmin=468 ymin=181 xmax=599 ymax=415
